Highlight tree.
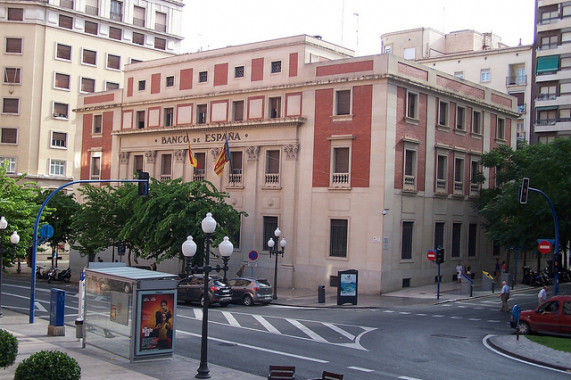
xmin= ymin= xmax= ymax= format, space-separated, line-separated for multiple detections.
xmin=0 ymin=162 xmax=41 ymax=267
xmin=474 ymin=139 xmax=571 ymax=266
xmin=120 ymin=178 xmax=246 ymax=267
xmin=37 ymin=189 xmax=79 ymax=254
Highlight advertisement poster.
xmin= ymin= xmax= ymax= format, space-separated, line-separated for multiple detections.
xmin=137 ymin=291 xmax=175 ymax=355
xmin=340 ymin=273 xmax=357 ymax=296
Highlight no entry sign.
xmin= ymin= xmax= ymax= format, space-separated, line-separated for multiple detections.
xmin=426 ymin=250 xmax=436 ymax=261
xmin=538 ymin=240 xmax=552 ymax=254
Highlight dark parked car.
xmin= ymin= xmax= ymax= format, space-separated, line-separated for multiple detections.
xmin=226 ymin=277 xmax=273 ymax=306
xmin=177 ymin=275 xmax=232 ymax=307
xmin=510 ymin=295 xmax=571 ymax=335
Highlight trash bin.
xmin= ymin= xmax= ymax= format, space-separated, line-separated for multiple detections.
xmin=318 ymin=285 xmax=325 ymax=303
xmin=75 ymin=319 xmax=84 ymax=339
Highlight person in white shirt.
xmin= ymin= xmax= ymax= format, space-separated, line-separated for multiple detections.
xmin=499 ymin=281 xmax=510 ymax=312
xmin=456 ymin=264 xmax=463 ymax=283
xmin=538 ymin=286 xmax=548 ymax=305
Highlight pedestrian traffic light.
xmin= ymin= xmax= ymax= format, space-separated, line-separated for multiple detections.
xmin=519 ymin=177 xmax=529 ymax=204
xmin=138 ymin=171 xmax=149 ymax=196
xmin=436 ymin=247 xmax=444 ymax=264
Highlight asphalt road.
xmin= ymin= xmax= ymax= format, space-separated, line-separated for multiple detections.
xmin=2 ymin=275 xmax=569 ymax=379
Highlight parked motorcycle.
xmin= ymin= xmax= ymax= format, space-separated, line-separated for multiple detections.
xmin=36 ymin=266 xmax=50 ymax=280
xmin=47 ymin=267 xmax=71 ymax=283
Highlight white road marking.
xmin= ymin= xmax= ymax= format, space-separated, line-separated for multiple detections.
xmin=194 ymin=308 xmax=202 ymax=320
xmin=468 ymin=318 xmax=481 ymax=321
xmin=348 ymin=366 xmax=375 ymax=372
xmin=286 ymin=318 xmax=327 ymax=342
xmin=432 ymin=314 xmax=445 ymax=318
xmin=177 ymin=330 xmax=329 ymax=363
xmin=450 ymin=316 xmax=462 ymax=319
xmin=323 ymin=322 xmax=355 ymax=341
xmin=253 ymin=315 xmax=281 ymax=334
xmin=221 ymin=311 xmax=240 ymax=327
xmin=415 ymin=313 xmax=427 ymax=316
xmin=384 ymin=310 xmax=395 ymax=313
xmin=487 ymin=320 xmax=501 ymax=323
xmin=35 ymin=301 xmax=47 ymax=312
xmin=398 ymin=376 xmax=424 ymax=380
xmin=399 ymin=311 xmax=411 ymax=315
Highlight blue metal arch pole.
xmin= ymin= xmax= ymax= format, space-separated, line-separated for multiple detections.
xmin=29 ymin=179 xmax=147 ymax=323
xmin=529 ymin=187 xmax=560 ymax=296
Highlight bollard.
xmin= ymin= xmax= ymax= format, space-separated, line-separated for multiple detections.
xmin=318 ymin=285 xmax=325 ymax=303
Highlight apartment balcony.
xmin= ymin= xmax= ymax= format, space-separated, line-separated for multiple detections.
xmin=193 ymin=169 xmax=205 ymax=182
xmin=403 ymin=175 xmax=415 ymax=191
xmin=155 ymin=23 xmax=166 ymax=33
xmin=228 ymin=171 xmax=243 ymax=187
xmin=537 ymin=16 xmax=571 ymax=33
xmin=470 ymin=183 xmax=480 ymax=195
xmin=160 ymin=175 xmax=171 ymax=181
xmin=535 ymin=119 xmax=571 ymax=132
xmin=506 ymin=76 xmax=527 ymax=86
xmin=264 ymin=173 xmax=280 ymax=188
xmin=133 ymin=17 xmax=145 ymax=27
xmin=453 ymin=181 xmax=464 ymax=195
xmin=330 ymin=173 xmax=350 ymax=188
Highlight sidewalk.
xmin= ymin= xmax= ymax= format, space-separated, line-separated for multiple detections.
xmin=1 ymin=277 xmax=570 ymax=379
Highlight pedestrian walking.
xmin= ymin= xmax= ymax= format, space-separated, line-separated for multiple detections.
xmin=538 ymin=285 xmax=548 ymax=305
xmin=456 ymin=263 xmax=463 ymax=283
xmin=499 ymin=281 xmax=510 ymax=312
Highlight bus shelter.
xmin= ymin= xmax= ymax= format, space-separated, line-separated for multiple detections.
xmin=84 ymin=267 xmax=178 ymax=361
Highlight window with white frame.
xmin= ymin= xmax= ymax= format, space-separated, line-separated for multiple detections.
xmin=82 ymin=49 xmax=96 ymax=65
xmin=49 ymin=159 xmax=66 ymax=175
xmin=0 ymin=157 xmax=16 ymax=173
xmin=436 ymin=153 xmax=448 ymax=192
xmin=50 ymin=131 xmax=67 ymax=148
xmin=472 ymin=110 xmax=482 ymax=134
xmin=401 ymin=221 xmax=413 ymax=260
xmin=90 ymin=155 xmax=101 ymax=179
xmin=6 ymin=37 xmax=22 ymax=54
xmin=3 ymin=67 xmax=20 ymax=84
xmin=85 ymin=0 xmax=98 ymax=15
xmin=53 ymin=102 xmax=68 ymax=118
xmin=335 ymin=89 xmax=351 ymax=116
xmin=132 ymin=32 xmax=144 ymax=45
xmin=93 ymin=115 xmax=102 ymax=134
xmin=271 ymin=61 xmax=282 ymax=73
xmin=496 ymin=117 xmax=505 ymax=140
xmin=110 ymin=0 xmax=123 ymax=21
xmin=406 ymin=91 xmax=418 ymax=120
xmin=456 ymin=106 xmax=466 ymax=130
xmin=133 ymin=6 xmax=145 ymax=27
xmin=109 ymin=26 xmax=122 ymax=40
xmin=454 ymin=71 xmax=464 ymax=79
xmin=1 ymin=127 xmax=17 ymax=144
xmin=404 ymin=148 xmax=417 ymax=190
xmin=81 ymin=77 xmax=95 ymax=93
xmin=539 ymin=84 xmax=557 ymax=100
xmin=233 ymin=100 xmax=244 ymax=121
xmin=58 ymin=14 xmax=73 ymax=29
xmin=85 ymin=20 xmax=98 ymax=35
xmin=265 ymin=149 xmax=280 ymax=186
xmin=105 ymin=82 xmax=119 ymax=91
xmin=164 ymin=107 xmax=174 ymax=126
xmin=480 ymin=69 xmax=491 ymax=82
xmin=155 ymin=11 xmax=166 ymax=32
xmin=330 ymin=219 xmax=348 ymax=258
xmin=154 ymin=37 xmax=166 ymax=50
xmin=107 ymin=54 xmax=121 ymax=70
xmin=193 ymin=152 xmax=205 ymax=181
xmin=438 ymin=100 xmax=449 ymax=126
xmin=56 ymin=43 xmax=71 ymax=61
xmin=454 ymin=156 xmax=465 ymax=193
xmin=331 ymin=146 xmax=350 ymax=187
xmin=7 ymin=8 xmax=23 ymax=21
xmin=403 ymin=47 xmax=415 ymax=60
xmin=3 ymin=98 xmax=19 ymax=114
xmin=54 ymin=73 xmax=70 ymax=90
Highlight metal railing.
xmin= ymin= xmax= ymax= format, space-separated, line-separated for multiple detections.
xmin=506 ymin=75 xmax=527 ymax=86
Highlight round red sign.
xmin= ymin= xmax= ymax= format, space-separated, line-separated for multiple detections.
xmin=538 ymin=240 xmax=552 ymax=254
xmin=427 ymin=250 xmax=436 ymax=261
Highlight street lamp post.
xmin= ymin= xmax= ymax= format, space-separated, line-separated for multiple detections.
xmin=181 ymin=213 xmax=233 ymax=379
xmin=0 ymin=216 xmax=20 ymax=317
xmin=267 ymin=227 xmax=286 ymax=300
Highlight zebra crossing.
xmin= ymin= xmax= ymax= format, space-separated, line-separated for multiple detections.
xmin=177 ymin=307 xmax=376 ymax=350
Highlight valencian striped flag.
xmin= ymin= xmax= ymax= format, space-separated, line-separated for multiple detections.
xmin=186 ymin=134 xmax=199 ymax=168
xmin=214 ymin=134 xmax=231 ymax=176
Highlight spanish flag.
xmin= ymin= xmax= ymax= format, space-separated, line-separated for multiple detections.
xmin=214 ymin=135 xmax=231 ymax=176
xmin=186 ymin=134 xmax=199 ymax=168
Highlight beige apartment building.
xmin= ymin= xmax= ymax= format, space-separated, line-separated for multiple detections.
xmin=532 ymin=0 xmax=571 ymax=143
xmin=382 ymin=28 xmax=532 ymax=142
xmin=0 ymin=0 xmax=183 ymax=188
xmin=75 ymin=35 xmax=519 ymax=294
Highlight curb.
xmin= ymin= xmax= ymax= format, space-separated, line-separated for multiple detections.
xmin=485 ymin=336 xmax=571 ymax=373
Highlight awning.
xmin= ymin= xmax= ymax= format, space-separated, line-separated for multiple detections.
xmin=536 ymin=55 xmax=559 ymax=74
xmin=536 ymin=106 xmax=558 ymax=111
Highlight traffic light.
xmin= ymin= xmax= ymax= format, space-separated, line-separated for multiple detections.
xmin=138 ymin=171 xmax=149 ymax=196
xmin=519 ymin=177 xmax=529 ymax=204
xmin=436 ymin=247 xmax=444 ymax=264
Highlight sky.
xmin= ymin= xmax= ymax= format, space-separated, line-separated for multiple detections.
xmin=180 ymin=0 xmax=536 ymax=56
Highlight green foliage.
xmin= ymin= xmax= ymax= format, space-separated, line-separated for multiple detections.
xmin=0 ymin=162 xmax=41 ymax=266
xmin=14 ymin=350 xmax=80 ymax=380
xmin=474 ymin=139 xmax=571 ymax=253
xmin=72 ymin=178 xmax=246 ymax=265
xmin=0 ymin=329 xmax=18 ymax=368
xmin=526 ymin=335 xmax=571 ymax=353
xmin=36 ymin=189 xmax=80 ymax=250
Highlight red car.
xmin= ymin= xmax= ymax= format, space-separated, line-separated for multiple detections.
xmin=510 ymin=295 xmax=571 ymax=335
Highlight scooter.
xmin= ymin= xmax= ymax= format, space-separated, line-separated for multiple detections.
xmin=47 ymin=267 xmax=71 ymax=283
xmin=36 ymin=266 xmax=50 ymax=280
